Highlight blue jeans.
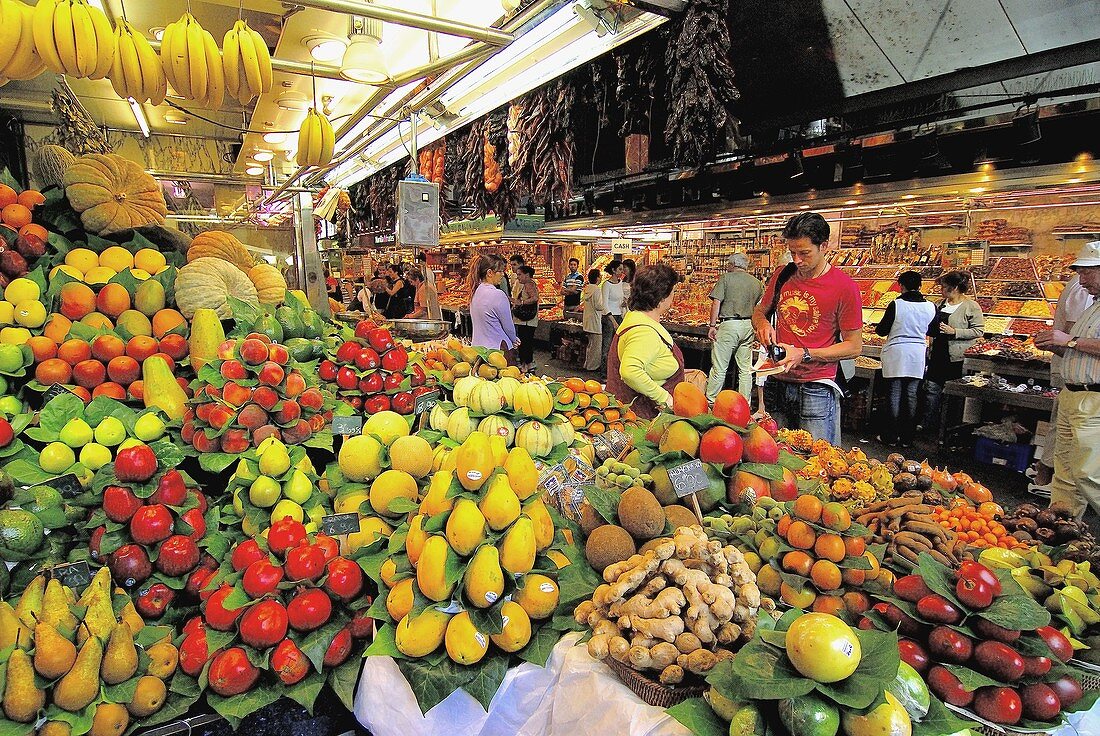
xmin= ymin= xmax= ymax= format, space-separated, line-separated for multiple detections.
xmin=764 ymin=380 xmax=841 ymax=445
xmin=886 ymin=377 xmax=921 ymax=444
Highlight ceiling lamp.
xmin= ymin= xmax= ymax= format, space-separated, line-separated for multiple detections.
xmin=305 ymin=34 xmax=347 ymax=63
xmin=341 ymin=13 xmax=388 ymax=84
xmin=245 ymin=166 xmax=265 ymax=176
xmin=277 ymin=93 xmax=308 ymax=111
xmin=164 ymin=112 xmax=189 ymax=125
xmin=253 ymin=151 xmax=275 ymax=162
xmin=263 ymin=132 xmax=287 ymax=144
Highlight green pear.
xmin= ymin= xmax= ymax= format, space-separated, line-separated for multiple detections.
xmin=53 ymin=637 xmax=103 ymax=712
xmin=258 ymin=442 xmax=292 ymax=477
xmin=283 ymin=470 xmax=313 ymax=503
xmin=0 ymin=601 xmax=32 ymax=650
xmin=234 ymin=458 xmax=260 ymax=484
xmin=2 ymin=649 xmax=45 ymax=722
xmin=15 ymin=575 xmax=45 ymax=628
xmin=34 ymin=622 xmax=77 ymax=679
xmin=101 ymin=622 xmax=138 ymax=685
xmin=40 ymin=578 xmax=78 ymax=634
xmin=134 ymin=278 xmax=166 ymax=317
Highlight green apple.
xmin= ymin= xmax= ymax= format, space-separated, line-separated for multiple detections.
xmin=39 ymin=442 xmax=76 ymax=474
xmin=249 ymin=475 xmax=281 ymax=508
xmin=93 ymin=416 xmax=127 ymax=446
xmin=283 ymin=470 xmax=313 ymax=504
xmin=0 ymin=395 xmax=23 ymax=417
xmin=258 ymin=442 xmax=291 ymax=477
xmin=133 ymin=413 xmax=166 ymax=441
xmin=59 ymin=418 xmax=94 ymax=448
xmin=270 ymin=499 xmax=304 ymax=524
xmin=78 ymin=443 xmax=112 ymax=470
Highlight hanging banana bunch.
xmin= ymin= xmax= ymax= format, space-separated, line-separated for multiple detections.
xmin=296 ymin=108 xmax=335 ymax=168
xmin=0 ymin=0 xmax=47 ymax=83
xmin=108 ymin=19 xmax=166 ymax=104
xmin=222 ymin=19 xmax=272 ymax=105
xmin=32 ymin=0 xmax=115 ymax=80
xmin=160 ymin=12 xmax=224 ymax=110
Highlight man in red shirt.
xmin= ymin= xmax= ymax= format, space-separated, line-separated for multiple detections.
xmin=751 ymin=213 xmax=863 ymax=443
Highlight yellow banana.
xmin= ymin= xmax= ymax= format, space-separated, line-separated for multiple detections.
xmin=69 ymin=1 xmax=96 ymax=78
xmin=86 ymin=0 xmax=114 ymax=80
xmin=317 ymin=112 xmax=335 ymax=166
xmin=5 ymin=0 xmax=45 ymax=80
xmin=236 ymin=20 xmax=260 ymax=104
xmin=0 ymin=0 xmax=26 ymax=75
xmin=53 ymin=0 xmax=77 ymax=75
xmin=30 ymin=0 xmax=64 ymax=74
xmin=248 ymin=26 xmax=271 ymax=95
xmin=185 ymin=15 xmax=206 ymax=101
xmin=222 ymin=23 xmax=240 ymax=101
xmin=168 ymin=15 xmax=192 ymax=98
xmin=107 ymin=25 xmax=130 ymax=99
xmin=296 ymin=110 xmax=316 ymax=167
xmin=200 ymin=29 xmax=223 ymax=110
xmin=119 ymin=30 xmax=141 ymax=99
xmin=132 ymin=23 xmax=166 ymax=105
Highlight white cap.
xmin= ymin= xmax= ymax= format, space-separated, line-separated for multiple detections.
xmin=1071 ymin=241 xmax=1100 ymax=269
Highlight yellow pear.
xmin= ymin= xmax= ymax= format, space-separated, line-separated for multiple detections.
xmin=77 ymin=569 xmax=116 ymax=645
xmin=126 ymin=676 xmax=167 ymax=718
xmin=89 ymin=702 xmax=129 ymax=736
xmin=144 ymin=642 xmax=179 ymax=680
xmin=463 ymin=545 xmax=505 ymax=609
xmin=504 ymin=447 xmax=538 ymax=499
xmin=53 ymin=637 xmax=103 ymax=712
xmin=15 ymin=575 xmax=45 ymax=628
xmin=117 ymin=595 xmax=145 ymax=635
xmin=445 ymin=499 xmax=487 ymax=556
xmin=2 ymin=649 xmax=45 ymax=722
xmin=479 ymin=474 xmax=521 ymax=531
xmin=0 ymin=601 xmax=32 ymax=650
xmin=33 ymin=623 xmax=77 ymax=679
xmin=444 ymin=612 xmax=488 ymax=665
xmin=523 ymin=498 xmax=555 ymax=551
xmin=500 ymin=516 xmax=536 ymax=575
xmin=101 ymin=622 xmax=138 ymax=685
xmin=40 ymin=579 xmax=78 ymax=634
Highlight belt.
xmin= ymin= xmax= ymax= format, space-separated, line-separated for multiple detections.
xmin=718 ymin=316 xmax=751 ymax=322
xmin=1065 ymin=383 xmax=1100 ymax=392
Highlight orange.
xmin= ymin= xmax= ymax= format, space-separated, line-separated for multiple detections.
xmin=18 ymin=223 xmax=47 ymax=242
xmin=569 ymin=415 xmax=585 ymax=430
xmin=782 ymin=550 xmax=814 ymax=576
xmin=16 ymin=190 xmax=44 ymax=210
xmin=608 ymin=421 xmax=625 ymax=433
xmin=1 ymin=204 xmax=32 ymax=229
xmin=67 ymin=386 xmax=91 ymax=403
xmin=780 ymin=581 xmax=816 ymax=609
xmin=812 ymin=595 xmax=846 ymax=616
xmin=792 ymin=494 xmax=823 ymax=523
xmin=589 ymin=421 xmax=606 ymax=435
xmin=57 ymin=339 xmax=92 ymax=366
xmin=756 ymin=565 xmax=782 ymax=597
xmin=776 ymin=514 xmax=793 ymax=537
xmin=90 ymin=334 xmax=125 ymax=362
xmin=786 ymin=520 xmax=816 ymax=550
xmin=25 ymin=336 xmax=57 ymax=363
xmin=978 ymin=502 xmax=1003 ymax=518
xmin=42 ymin=314 xmax=72 ymax=343
xmin=583 ymin=408 xmax=601 ymax=423
xmin=92 ymin=382 xmax=127 ymax=400
xmin=843 ymin=536 xmax=866 ymax=558
xmin=576 ymin=394 xmax=591 ymax=409
xmin=95 ymin=283 xmax=131 ymax=319
xmin=0 ymin=185 xmax=16 ymax=208
xmin=810 ymin=559 xmax=842 ymax=591
xmin=555 ymin=387 xmax=575 ymax=405
xmin=814 ymin=533 xmax=846 ymax=563
xmin=126 ymin=335 xmax=158 ymax=361
xmin=604 ymin=408 xmax=621 ymax=422
xmin=35 ymin=358 xmax=72 ymax=385
xmin=584 ymin=379 xmax=602 ymax=394
xmin=59 ymin=282 xmax=96 ymax=320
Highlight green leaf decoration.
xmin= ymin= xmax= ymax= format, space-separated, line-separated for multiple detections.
xmin=815 ymin=628 xmax=900 ymax=709
xmin=728 ymin=635 xmax=816 ymax=701
xmin=103 ymin=674 xmax=141 ymax=703
xmin=778 ymin=449 xmax=808 ymax=471
xmin=463 ymin=655 xmax=509 ymax=711
xmin=38 ymin=392 xmax=86 ymax=434
xmin=397 ymin=656 xmax=479 ymax=714
xmin=975 ymin=594 xmax=1051 ymax=631
xmin=665 ymin=697 xmax=728 ymax=736
xmin=912 ymin=696 xmax=978 ymax=736
xmin=516 ymin=625 xmax=561 ymax=667
xmin=285 ymin=671 xmax=326 ymax=714
xmin=204 ymin=629 xmax=238 ymax=658
xmin=42 ymin=701 xmax=96 ymax=736
xmin=364 ymin=623 xmax=404 ymax=659
xmin=199 ymin=452 xmax=238 ymax=473
xmin=941 ymin=664 xmax=1002 ymax=691
xmin=207 ymin=685 xmax=282 ymax=730
xmin=299 ymin=617 xmax=350 ymax=672
xmin=329 ymin=656 xmax=363 ymax=712
xmin=736 ymin=462 xmax=786 ymax=482
xmin=916 ymin=553 xmax=965 ymax=609
xmin=581 ymin=483 xmax=621 ymax=524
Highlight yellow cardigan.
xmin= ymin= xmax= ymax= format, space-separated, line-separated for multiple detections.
xmin=616 ymin=311 xmax=679 ymax=408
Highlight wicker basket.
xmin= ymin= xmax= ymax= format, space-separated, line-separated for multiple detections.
xmin=606 ymin=657 xmax=707 ymax=708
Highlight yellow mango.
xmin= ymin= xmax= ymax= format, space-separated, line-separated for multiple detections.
xmin=445 ymin=499 xmax=486 ymax=556
xmin=500 ymin=516 xmax=536 ymax=575
xmin=395 ymin=608 xmax=451 ymax=658
xmin=444 ymin=612 xmax=488 ymax=665
xmin=479 ymin=474 xmax=521 ymax=531
xmin=416 ymin=536 xmax=457 ymax=602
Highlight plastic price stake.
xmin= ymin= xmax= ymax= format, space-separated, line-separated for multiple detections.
xmin=44 ymin=473 xmax=83 ymax=499
xmin=331 ymin=415 xmax=363 ymax=437
xmin=321 ymin=513 xmax=360 ymax=536
xmin=50 ymin=560 xmax=91 ymax=590
xmin=413 ymin=389 xmax=441 ymax=416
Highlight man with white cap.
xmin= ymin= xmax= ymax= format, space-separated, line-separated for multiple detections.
xmin=1035 ymin=240 xmax=1100 ymax=519
xmin=706 ymin=252 xmax=763 ymax=402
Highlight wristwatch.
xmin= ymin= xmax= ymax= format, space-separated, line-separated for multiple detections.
xmin=1067 ymin=338 xmax=1079 ymax=350
xmin=802 ymin=347 xmax=812 ymax=363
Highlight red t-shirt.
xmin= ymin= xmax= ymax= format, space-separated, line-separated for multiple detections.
xmin=760 ymin=265 xmax=862 ymax=382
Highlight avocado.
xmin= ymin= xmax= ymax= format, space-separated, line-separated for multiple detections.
xmin=285 ymin=338 xmax=315 ymax=363
xmin=301 ymin=311 xmax=325 ymax=339
xmin=0 ymin=510 xmax=45 ymax=562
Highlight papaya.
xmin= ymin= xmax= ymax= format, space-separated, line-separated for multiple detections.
xmin=445 ymin=500 xmax=486 ymax=556
xmin=504 ymin=447 xmax=538 ymax=500
xmin=395 ymin=608 xmax=451 ymax=658
xmin=142 ymin=355 xmax=188 ymax=420
xmin=188 ymin=308 xmax=225 ymax=373
xmin=444 ymin=612 xmax=488 ymax=665
xmin=480 ymin=474 xmax=520 ymax=531
xmin=274 ymin=306 xmax=304 ymax=339
xmin=500 ymin=517 xmax=536 ymax=575
xmin=463 ymin=545 xmax=504 ymax=609
xmin=416 ymin=536 xmax=457 ymax=602
xmin=522 ymin=498 xmax=554 ymax=551
xmin=454 ymin=432 xmax=493 ymax=491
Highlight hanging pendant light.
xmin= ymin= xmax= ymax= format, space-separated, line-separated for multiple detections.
xmin=341 ymin=12 xmax=389 ymax=84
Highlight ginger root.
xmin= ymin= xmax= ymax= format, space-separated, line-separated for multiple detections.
xmin=675 ymin=632 xmax=702 ymax=654
xmin=609 ymin=636 xmax=630 ymax=662
xmin=612 ymin=587 xmax=686 ymax=619
xmin=588 ymin=635 xmax=611 ymax=660
xmin=639 ymin=576 xmax=667 ymax=597
xmin=627 ymin=641 xmax=679 ymax=671
xmin=659 ymin=664 xmax=684 ymax=685
xmin=678 ymin=648 xmax=720 ymax=675
xmin=624 ymin=614 xmax=684 ymax=643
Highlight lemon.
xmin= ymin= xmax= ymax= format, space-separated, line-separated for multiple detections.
xmin=65 ymin=248 xmax=99 ymax=274
xmin=14 ymin=300 xmax=46 ymax=329
xmin=83 ymin=267 xmax=116 ymax=285
xmin=99 ymin=246 xmax=135 ymax=272
xmin=270 ymin=499 xmax=304 ymax=524
xmin=39 ymin=442 xmax=76 ymax=474
xmin=4 ymin=278 xmax=40 ymax=305
xmin=79 ymin=443 xmax=112 ymax=470
xmin=334 ymin=490 xmax=369 ymax=515
xmin=0 ymin=327 xmax=31 ymax=345
xmin=128 ymin=268 xmax=151 ymax=280
xmin=0 ymin=301 xmax=13 ymax=325
xmin=50 ymin=264 xmax=84 ymax=281
xmin=134 ymin=248 xmax=167 ymax=274
xmin=0 ymin=344 xmax=23 ymax=373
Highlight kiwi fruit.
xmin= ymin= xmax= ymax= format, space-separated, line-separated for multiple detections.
xmin=579 ymin=501 xmax=608 ymax=537
xmin=585 ymin=524 xmax=636 ymax=573
xmin=617 ymin=487 xmax=665 ymax=540
xmin=663 ymin=504 xmax=698 ymax=532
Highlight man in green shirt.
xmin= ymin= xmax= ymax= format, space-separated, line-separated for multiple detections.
xmin=706 ymin=253 xmax=764 ymax=402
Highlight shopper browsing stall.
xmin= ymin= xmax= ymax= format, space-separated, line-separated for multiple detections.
xmin=875 ymin=270 xmax=935 ymax=447
xmin=600 ymin=260 xmax=626 ymax=372
xmin=405 ymin=269 xmax=442 ymax=321
xmin=606 ymin=263 xmax=685 ymax=419
xmin=513 ymin=265 xmax=540 ymax=373
xmin=415 ymin=251 xmax=436 ymax=288
xmin=562 ymin=257 xmax=584 ymax=309
xmin=582 ymin=268 xmax=605 ymax=372
xmin=750 ymin=212 xmax=862 ymax=444
xmin=382 ymin=264 xmax=414 ymax=319
xmin=921 ymin=270 xmax=985 ymax=433
xmin=470 ymin=255 xmax=520 ymax=354
xmin=705 ymin=252 xmax=763 ymax=402
xmin=1036 ymin=241 xmax=1100 ymax=519
xmin=622 ymin=257 xmax=637 ymax=305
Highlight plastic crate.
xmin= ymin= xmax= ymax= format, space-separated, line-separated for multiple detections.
xmin=974 ymin=437 xmax=1033 ymax=473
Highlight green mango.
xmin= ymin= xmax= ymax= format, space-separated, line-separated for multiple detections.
xmin=253 ymin=314 xmax=284 ymax=343
xmin=301 ymin=310 xmax=325 ymax=339
xmin=0 ymin=510 xmax=45 ymax=562
xmin=284 ymin=338 xmax=315 ymax=364
xmin=275 ymin=306 xmax=304 ymax=339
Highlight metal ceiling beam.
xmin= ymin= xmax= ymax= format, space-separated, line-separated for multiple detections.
xmin=149 ymin=40 xmax=349 ymax=82
xmin=287 ymin=0 xmax=513 ymax=45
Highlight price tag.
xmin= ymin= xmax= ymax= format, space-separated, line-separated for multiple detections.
xmin=331 ymin=415 xmax=363 ymax=436
xmin=42 ymin=384 xmax=77 ymax=405
xmin=50 ymin=560 xmax=91 ymax=590
xmin=320 ymin=513 xmax=360 ymax=536
xmin=413 ymin=389 xmax=441 ymax=416
xmin=542 ymin=472 xmax=565 ymax=499
xmin=44 ymin=473 xmax=83 ymax=499
xmin=668 ymin=459 xmax=709 ymax=498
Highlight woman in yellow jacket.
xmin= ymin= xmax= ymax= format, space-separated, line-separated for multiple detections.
xmin=606 ymin=263 xmax=685 ymax=419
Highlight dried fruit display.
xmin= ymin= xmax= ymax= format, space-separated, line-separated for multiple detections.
xmin=981 ymin=317 xmax=1010 ymax=335
xmin=1002 ymin=280 xmax=1044 ymax=298
xmin=1008 ymin=319 xmax=1054 ymax=338
xmin=510 ymin=79 xmax=576 ymax=213
xmin=1044 ymin=282 xmax=1065 ymax=300
xmin=664 ymin=0 xmax=740 ymax=166
xmin=989 ymin=257 xmax=1037 ymax=281
xmin=990 ymin=300 xmax=1021 ymax=316
xmin=1018 ymin=300 xmax=1054 ymax=318
xmin=964 ymin=337 xmax=1051 ymax=361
